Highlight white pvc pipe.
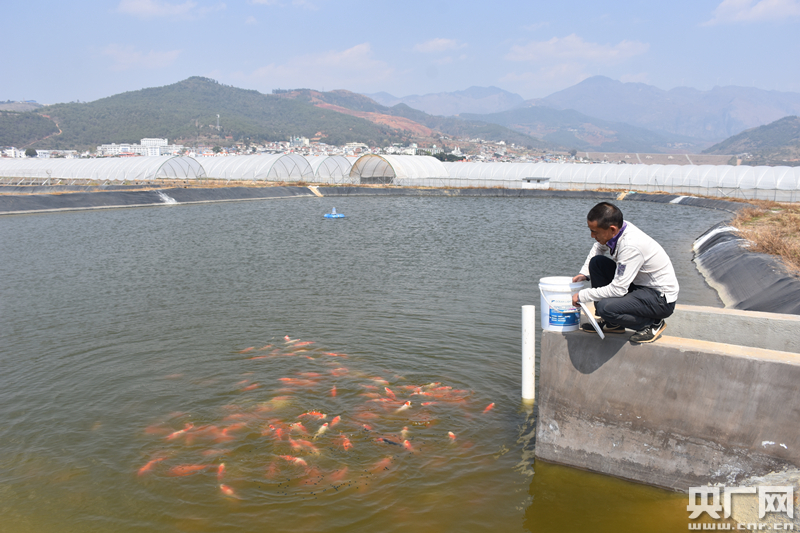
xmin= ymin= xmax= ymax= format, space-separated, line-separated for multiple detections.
xmin=522 ymin=305 xmax=536 ymax=401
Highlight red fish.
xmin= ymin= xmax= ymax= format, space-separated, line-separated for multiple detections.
xmin=372 ymin=457 xmax=392 ymax=472
xmin=238 ymin=347 xmax=255 ymax=353
xmin=265 ymin=462 xmax=278 ymax=479
xmin=362 ymin=424 xmax=373 ymax=431
xmin=217 ymin=463 xmax=225 ymax=480
xmin=137 ymin=457 xmax=166 ymax=476
xmin=323 ymin=352 xmax=348 ymax=357
xmin=298 ymin=411 xmax=326 ymax=419
xmin=403 ymin=440 xmax=414 ymax=452
xmin=395 ymin=401 xmax=412 ymax=413
xmin=421 ymin=401 xmax=438 ymax=406
xmin=331 ymin=385 xmax=337 ymax=397
xmin=268 ymin=424 xmax=284 ymax=440
xmin=258 ymin=344 xmax=273 ymax=351
xmin=247 ymin=355 xmax=268 ymax=360
xmin=219 ymin=484 xmax=237 ymax=497
xmin=294 ymin=341 xmax=315 ymax=347
xmin=241 ymin=383 xmax=259 ymax=391
xmin=328 ymin=466 xmax=348 ymax=481
xmin=168 ymin=464 xmax=210 ymax=477
xmin=166 ymin=423 xmax=194 ymax=440
xmin=384 ymin=387 xmax=396 ymax=400
xmin=290 ymin=422 xmax=309 ymax=434
xmin=329 ymin=416 xmax=341 ymax=427
xmin=483 ymin=403 xmax=495 ymax=414
xmin=337 ymin=435 xmax=353 ymax=451
xmin=448 ymin=431 xmax=456 ymax=441
xmin=294 ymin=439 xmax=320 ymax=454
xmin=279 ymin=455 xmax=307 ymax=466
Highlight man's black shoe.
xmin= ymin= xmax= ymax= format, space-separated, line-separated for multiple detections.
xmin=581 ymin=320 xmax=626 ymax=334
xmin=630 ymin=320 xmax=667 ymax=343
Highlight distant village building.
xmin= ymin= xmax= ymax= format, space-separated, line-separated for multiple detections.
xmin=96 ymin=138 xmax=184 ymax=157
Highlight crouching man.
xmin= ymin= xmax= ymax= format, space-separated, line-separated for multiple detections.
xmin=571 ymin=202 xmax=679 ymax=343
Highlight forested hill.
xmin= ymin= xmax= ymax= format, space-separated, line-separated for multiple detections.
xmin=703 ymin=116 xmax=800 ymax=166
xmin=15 ymin=77 xmax=413 ymax=150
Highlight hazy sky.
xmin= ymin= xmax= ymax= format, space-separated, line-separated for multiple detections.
xmin=4 ymin=0 xmax=799 ymax=104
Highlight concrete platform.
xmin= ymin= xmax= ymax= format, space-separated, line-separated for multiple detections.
xmin=535 ymin=328 xmax=800 ymax=491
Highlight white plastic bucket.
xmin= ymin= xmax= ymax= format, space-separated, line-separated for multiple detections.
xmin=538 ymin=276 xmax=584 ymax=332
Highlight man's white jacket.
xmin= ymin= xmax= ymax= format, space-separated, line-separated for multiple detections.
xmin=577 ymin=221 xmax=680 ymax=304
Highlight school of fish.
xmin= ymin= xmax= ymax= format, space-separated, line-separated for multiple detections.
xmin=137 ymin=336 xmax=497 ymax=500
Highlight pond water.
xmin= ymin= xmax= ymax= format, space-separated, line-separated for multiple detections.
xmin=0 ymin=196 xmax=727 ymax=532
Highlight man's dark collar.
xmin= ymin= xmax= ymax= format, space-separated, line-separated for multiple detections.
xmin=607 ymin=222 xmax=627 ymax=254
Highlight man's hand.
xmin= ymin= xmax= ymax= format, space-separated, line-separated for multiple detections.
xmin=572 ymin=292 xmax=580 ymax=307
xmin=572 ymin=274 xmax=587 ymax=283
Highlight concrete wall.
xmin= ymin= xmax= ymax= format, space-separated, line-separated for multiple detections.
xmin=535 ymin=322 xmax=800 ymax=491
xmin=669 ymin=304 xmax=800 ymax=353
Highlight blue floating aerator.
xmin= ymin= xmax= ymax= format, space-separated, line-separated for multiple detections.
xmin=323 ymin=207 xmax=345 ymax=219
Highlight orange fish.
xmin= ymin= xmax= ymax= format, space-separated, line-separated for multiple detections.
xmin=217 ymin=463 xmax=226 ymax=480
xmin=238 ymin=347 xmax=255 ymax=353
xmin=384 ymin=387 xmax=396 ymax=400
xmin=483 ymin=403 xmax=495 ymax=414
xmin=137 ymin=457 xmax=166 ymax=476
xmin=298 ymin=411 xmax=326 ymax=419
xmin=337 ymin=435 xmax=353 ymax=451
xmin=290 ymin=422 xmax=309 ymax=434
xmin=294 ymin=341 xmax=315 ymax=347
xmin=166 ymin=423 xmax=194 ymax=440
xmin=294 ymin=439 xmax=320 ymax=454
xmin=331 ymin=385 xmax=337 ymax=397
xmin=421 ymin=401 xmax=438 ymax=406
xmin=265 ymin=461 xmax=278 ymax=479
xmin=168 ymin=464 xmax=210 ymax=477
xmin=448 ymin=431 xmax=456 ymax=441
xmin=219 ymin=484 xmax=237 ymax=497
xmin=395 ymin=401 xmax=412 ymax=413
xmin=247 ymin=355 xmax=268 ymax=360
xmin=329 ymin=416 xmax=341 ymax=427
xmin=403 ymin=440 xmax=414 ymax=452
xmin=323 ymin=352 xmax=348 ymax=357
xmin=279 ymin=455 xmax=307 ymax=467
xmin=268 ymin=424 xmax=284 ymax=440
xmin=372 ymin=457 xmax=392 ymax=472
xmin=362 ymin=424 xmax=373 ymax=431
xmin=258 ymin=344 xmax=273 ymax=351
xmin=241 ymin=383 xmax=259 ymax=392
xmin=328 ymin=466 xmax=348 ymax=481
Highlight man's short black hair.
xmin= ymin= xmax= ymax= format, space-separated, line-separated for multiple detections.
xmin=587 ymin=202 xmax=623 ymax=230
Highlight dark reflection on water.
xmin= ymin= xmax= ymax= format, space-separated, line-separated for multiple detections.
xmin=0 ymin=196 xmax=726 ymax=532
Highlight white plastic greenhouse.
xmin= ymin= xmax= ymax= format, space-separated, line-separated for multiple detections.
xmin=349 ymin=155 xmax=449 ymax=185
xmin=304 ymin=155 xmax=358 ymax=184
xmin=0 ymin=156 xmax=206 ymax=183
xmin=200 ymin=154 xmax=314 ymax=182
xmin=441 ymin=162 xmax=800 ymax=201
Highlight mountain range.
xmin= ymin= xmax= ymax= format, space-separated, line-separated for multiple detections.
xmin=3 ymin=76 xmax=800 ymax=158
xmin=375 ymin=77 xmax=800 ymax=145
xmin=704 ymin=115 xmax=800 ymax=165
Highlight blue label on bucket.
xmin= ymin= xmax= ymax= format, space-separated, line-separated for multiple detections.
xmin=549 ymin=308 xmax=579 ymax=326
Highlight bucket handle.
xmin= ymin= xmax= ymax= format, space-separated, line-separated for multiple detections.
xmin=541 ymin=288 xmax=579 ymax=314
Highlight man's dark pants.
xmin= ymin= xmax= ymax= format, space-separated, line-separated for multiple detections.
xmin=588 ymin=256 xmax=675 ymax=331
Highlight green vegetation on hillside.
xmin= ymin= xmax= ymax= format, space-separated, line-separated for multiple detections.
xmin=703 ymin=116 xmax=800 ymax=166
xmin=0 ymin=111 xmax=58 ymax=147
xmin=18 ymin=77 xmax=408 ymax=151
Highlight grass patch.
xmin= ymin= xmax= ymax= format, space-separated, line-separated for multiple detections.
xmin=732 ymin=200 xmax=800 ymax=273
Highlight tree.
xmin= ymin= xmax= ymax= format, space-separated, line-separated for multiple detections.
xmin=25 ymin=148 xmax=37 ymax=157
xmin=212 ymin=146 xmax=222 ymax=154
